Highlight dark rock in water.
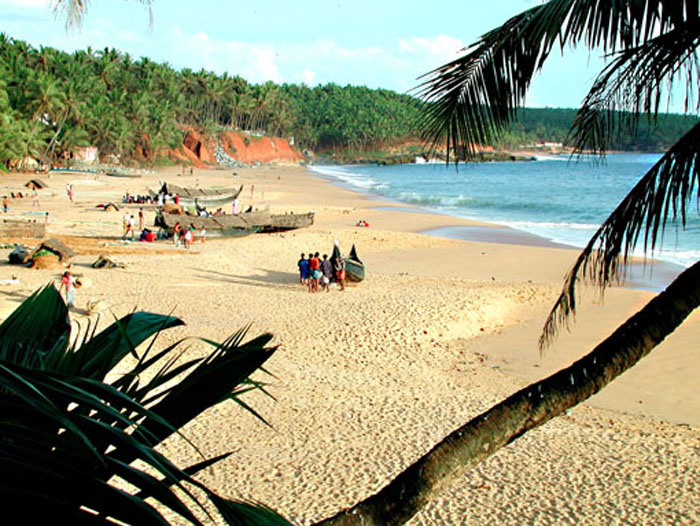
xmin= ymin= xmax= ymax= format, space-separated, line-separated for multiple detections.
xmin=8 ymin=245 xmax=29 ymax=264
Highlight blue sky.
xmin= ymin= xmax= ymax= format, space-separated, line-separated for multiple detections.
xmin=0 ymin=0 xmax=639 ymax=109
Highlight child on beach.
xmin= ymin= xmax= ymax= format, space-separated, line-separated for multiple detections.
xmin=200 ymin=227 xmax=206 ymax=244
xmin=2 ymin=196 xmax=8 ymax=213
xmin=59 ymin=270 xmax=76 ymax=308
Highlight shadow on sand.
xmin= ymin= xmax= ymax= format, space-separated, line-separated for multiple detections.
xmin=192 ymin=267 xmax=298 ymax=289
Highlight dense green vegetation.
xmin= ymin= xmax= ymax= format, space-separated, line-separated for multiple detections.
xmin=0 ymin=33 xmax=696 ymax=169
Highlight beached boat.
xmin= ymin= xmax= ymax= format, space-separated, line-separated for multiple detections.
xmin=49 ymin=167 xmax=99 ymax=175
xmin=152 ymin=183 xmax=243 ymax=208
xmin=331 ymin=243 xmax=365 ymax=282
xmin=155 ymin=210 xmax=260 ymax=239
xmin=346 ymin=244 xmax=365 ymax=282
xmin=262 ymin=211 xmax=315 ymax=233
xmin=105 ymin=170 xmax=142 ymax=178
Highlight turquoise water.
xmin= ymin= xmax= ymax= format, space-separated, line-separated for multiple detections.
xmin=310 ymin=153 xmax=700 ymax=268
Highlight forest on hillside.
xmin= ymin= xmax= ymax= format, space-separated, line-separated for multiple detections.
xmin=0 ymin=34 xmax=696 ymax=168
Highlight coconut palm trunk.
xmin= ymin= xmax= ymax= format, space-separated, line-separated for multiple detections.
xmin=314 ymin=260 xmax=700 ymax=526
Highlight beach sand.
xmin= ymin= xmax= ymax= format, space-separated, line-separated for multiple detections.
xmin=0 ymin=165 xmax=697 ymax=524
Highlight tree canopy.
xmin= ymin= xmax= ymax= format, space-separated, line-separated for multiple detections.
xmin=0 ymin=34 xmax=694 ymax=169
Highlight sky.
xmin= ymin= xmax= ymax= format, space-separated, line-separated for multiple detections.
xmin=0 ymin=0 xmax=663 ymax=110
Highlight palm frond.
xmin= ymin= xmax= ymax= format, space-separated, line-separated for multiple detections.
xmin=0 ymin=287 xmax=289 ymax=524
xmin=51 ymin=0 xmax=154 ymax=31
xmin=541 ymin=120 xmax=700 ymax=348
xmin=571 ymin=21 xmax=700 ymax=154
xmin=0 ymin=285 xmax=69 ymax=368
xmin=417 ymin=0 xmax=689 ymax=160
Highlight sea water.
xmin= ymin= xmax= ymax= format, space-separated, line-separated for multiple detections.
xmin=310 ymin=153 xmax=700 ymax=269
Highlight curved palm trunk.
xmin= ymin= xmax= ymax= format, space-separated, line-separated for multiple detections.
xmin=315 ymin=261 xmax=700 ymax=526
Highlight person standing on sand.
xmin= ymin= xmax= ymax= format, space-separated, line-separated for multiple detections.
xmin=2 ymin=196 xmax=8 ymax=213
xmin=173 ymin=222 xmax=181 ymax=247
xmin=66 ymin=183 xmax=74 ymax=203
xmin=44 ymin=212 xmax=50 ymax=225
xmin=334 ymin=255 xmax=346 ymax=291
xmin=321 ymin=254 xmax=332 ymax=292
xmin=233 ymin=197 xmax=240 ymax=215
xmin=200 ymin=226 xmax=206 ymax=244
xmin=309 ymin=252 xmax=321 ymax=293
xmin=297 ymin=253 xmax=309 ymax=286
xmin=138 ymin=208 xmax=144 ymax=230
xmin=59 ymin=270 xmax=76 ymax=308
xmin=122 ymin=211 xmax=130 ymax=235
xmin=32 ymin=188 xmax=40 ymax=207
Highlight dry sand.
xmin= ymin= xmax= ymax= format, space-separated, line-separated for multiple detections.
xmin=0 ymin=164 xmax=698 ymax=524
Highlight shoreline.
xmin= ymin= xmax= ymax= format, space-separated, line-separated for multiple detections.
xmin=0 ymin=163 xmax=697 ymax=524
xmin=313 ymin=166 xmax=686 ymax=293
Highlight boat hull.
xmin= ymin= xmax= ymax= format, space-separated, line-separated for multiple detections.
xmin=345 ymin=259 xmax=365 ymax=282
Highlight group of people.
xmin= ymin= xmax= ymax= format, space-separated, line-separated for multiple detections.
xmin=122 ymin=192 xmax=154 ymax=204
xmin=121 ymin=209 xmax=145 ymax=240
xmin=172 ymin=221 xmax=205 ymax=249
xmin=298 ymin=252 xmax=346 ymax=292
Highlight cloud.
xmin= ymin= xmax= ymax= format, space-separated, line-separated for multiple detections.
xmin=398 ymin=34 xmax=465 ymax=62
xmin=160 ymin=27 xmax=283 ymax=83
xmin=5 ymin=0 xmax=50 ymax=6
xmin=299 ymin=69 xmax=317 ymax=86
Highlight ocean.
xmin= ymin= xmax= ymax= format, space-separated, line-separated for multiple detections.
xmin=310 ymin=153 xmax=700 ymax=269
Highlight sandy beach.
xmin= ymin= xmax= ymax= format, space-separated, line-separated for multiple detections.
xmin=0 ymin=164 xmax=698 ymax=524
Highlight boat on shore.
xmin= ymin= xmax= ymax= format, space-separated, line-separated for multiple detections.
xmin=105 ymin=172 xmax=141 ymax=179
xmin=49 ymin=167 xmax=100 ymax=175
xmin=263 ymin=211 xmax=315 ymax=233
xmin=155 ymin=206 xmax=314 ymax=238
xmin=151 ymin=182 xmax=243 ymax=208
xmin=332 ymin=243 xmax=365 ymax=282
xmin=154 ymin=210 xmax=260 ymax=238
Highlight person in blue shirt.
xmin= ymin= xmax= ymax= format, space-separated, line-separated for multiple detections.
xmin=297 ymin=253 xmax=310 ymax=286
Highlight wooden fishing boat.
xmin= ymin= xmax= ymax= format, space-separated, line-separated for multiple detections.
xmin=155 ymin=210 xmax=260 ymax=238
xmin=151 ymin=182 xmax=243 ymax=207
xmin=105 ymin=170 xmax=142 ymax=178
xmin=345 ymin=244 xmax=365 ymax=282
xmin=331 ymin=243 xmax=365 ymax=282
xmin=262 ymin=211 xmax=315 ymax=233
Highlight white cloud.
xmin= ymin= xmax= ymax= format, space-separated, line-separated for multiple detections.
xmin=159 ymin=27 xmax=282 ymax=83
xmin=300 ymin=68 xmax=316 ymax=85
xmin=397 ymin=34 xmax=465 ymax=61
xmin=5 ymin=0 xmax=50 ymax=7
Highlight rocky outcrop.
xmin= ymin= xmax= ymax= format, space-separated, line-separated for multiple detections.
xmin=163 ymin=128 xmax=304 ymax=168
xmin=219 ymin=131 xmax=304 ymax=164
xmin=183 ymin=130 xmax=217 ymax=164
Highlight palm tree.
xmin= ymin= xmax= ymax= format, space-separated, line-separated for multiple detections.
xmin=52 ymin=0 xmax=153 ymax=30
xmin=0 ymin=285 xmax=290 ymax=524
xmin=314 ymin=1 xmax=700 ymax=524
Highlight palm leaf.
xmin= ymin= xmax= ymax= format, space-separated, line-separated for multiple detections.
xmin=541 ymin=120 xmax=700 ymax=347
xmin=417 ymin=0 xmax=692 ymax=160
xmin=208 ymin=493 xmax=292 ymax=526
xmin=570 ymin=21 xmax=700 ymax=154
xmin=0 ymin=285 xmax=69 ymax=368
xmin=65 ymin=311 xmax=184 ymax=379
